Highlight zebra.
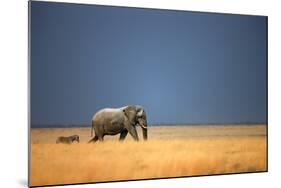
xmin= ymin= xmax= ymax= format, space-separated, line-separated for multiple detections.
xmin=56 ymin=135 xmax=80 ymax=144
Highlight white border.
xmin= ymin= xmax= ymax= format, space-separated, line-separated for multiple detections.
xmin=1 ymin=0 xmax=281 ymax=188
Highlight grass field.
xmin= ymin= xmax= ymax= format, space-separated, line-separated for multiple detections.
xmin=30 ymin=125 xmax=267 ymax=186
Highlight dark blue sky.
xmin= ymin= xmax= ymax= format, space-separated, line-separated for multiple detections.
xmin=31 ymin=1 xmax=267 ymax=126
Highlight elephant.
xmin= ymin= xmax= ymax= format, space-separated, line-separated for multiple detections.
xmin=56 ymin=135 xmax=80 ymax=144
xmin=88 ymin=105 xmax=148 ymax=143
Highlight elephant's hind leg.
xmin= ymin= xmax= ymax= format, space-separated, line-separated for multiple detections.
xmin=119 ymin=130 xmax=128 ymax=141
xmin=88 ymin=136 xmax=98 ymax=143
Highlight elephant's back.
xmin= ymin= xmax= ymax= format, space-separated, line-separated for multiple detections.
xmin=92 ymin=107 xmax=123 ymax=121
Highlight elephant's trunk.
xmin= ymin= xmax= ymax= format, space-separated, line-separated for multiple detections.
xmin=138 ymin=118 xmax=148 ymax=141
xmin=142 ymin=127 xmax=148 ymax=140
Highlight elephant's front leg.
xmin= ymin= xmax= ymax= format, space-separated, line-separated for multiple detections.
xmin=119 ymin=130 xmax=128 ymax=141
xmin=127 ymin=126 xmax=139 ymax=141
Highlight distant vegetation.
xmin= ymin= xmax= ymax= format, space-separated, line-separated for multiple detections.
xmin=31 ymin=122 xmax=267 ymax=128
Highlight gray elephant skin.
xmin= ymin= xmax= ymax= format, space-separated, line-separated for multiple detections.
xmin=88 ymin=105 xmax=148 ymax=142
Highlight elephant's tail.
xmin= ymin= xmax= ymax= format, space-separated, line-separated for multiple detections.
xmin=91 ymin=120 xmax=94 ymax=137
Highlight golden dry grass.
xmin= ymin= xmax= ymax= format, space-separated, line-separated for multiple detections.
xmin=30 ymin=125 xmax=267 ymax=186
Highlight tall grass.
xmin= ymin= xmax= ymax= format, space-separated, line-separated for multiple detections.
xmin=30 ymin=136 xmax=267 ymax=186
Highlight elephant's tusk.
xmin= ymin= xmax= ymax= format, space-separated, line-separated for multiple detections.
xmin=139 ymin=123 xmax=147 ymax=129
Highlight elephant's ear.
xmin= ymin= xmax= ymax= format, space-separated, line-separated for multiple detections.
xmin=123 ymin=106 xmax=137 ymax=123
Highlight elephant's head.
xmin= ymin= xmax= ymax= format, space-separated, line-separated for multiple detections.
xmin=123 ymin=105 xmax=148 ymax=140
